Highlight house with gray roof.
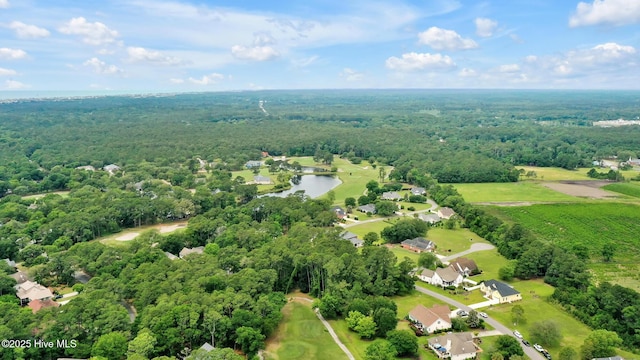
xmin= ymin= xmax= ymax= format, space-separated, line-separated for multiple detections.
xmin=411 ymin=187 xmax=426 ymax=196
xmin=15 ymin=280 xmax=54 ymax=305
xmin=418 ymin=213 xmax=441 ymax=224
xmin=428 ymin=332 xmax=480 ymax=360
xmin=2 ymin=258 xmax=16 ymax=268
xmin=341 ymin=231 xmax=364 ymax=248
xmin=103 ymin=164 xmax=121 ymax=174
xmin=437 ymin=207 xmax=456 ymax=219
xmin=401 ymin=237 xmax=435 ymax=253
xmin=245 ymin=160 xmax=262 ymax=169
xmin=432 ymin=267 xmax=463 ymax=288
xmin=357 ymin=204 xmax=376 ymax=214
xmin=381 ymin=191 xmax=402 ymax=201
xmin=179 ymin=246 xmax=205 ymax=259
xmin=253 ymin=175 xmax=272 ymax=185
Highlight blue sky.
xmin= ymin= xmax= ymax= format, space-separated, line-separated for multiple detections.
xmin=1 ymin=0 xmax=640 ymax=92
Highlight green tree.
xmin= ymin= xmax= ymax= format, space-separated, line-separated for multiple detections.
xmin=378 ymin=167 xmax=386 ymax=183
xmin=466 ymin=310 xmax=482 ymax=329
xmin=451 ymin=317 xmax=468 ymax=332
xmin=375 ymin=201 xmax=397 ymax=216
xmin=580 ymin=330 xmax=622 ymax=360
xmin=345 ymin=197 xmax=356 ymax=207
xmin=418 ymin=252 xmax=440 ymax=270
xmin=386 ymin=330 xmax=418 ymax=356
xmin=530 ymin=320 xmax=562 ymax=347
xmin=491 ymin=353 xmax=505 ymax=360
xmin=92 ymin=332 xmax=128 ymax=360
xmin=602 ymin=242 xmax=615 ymax=262
xmin=559 ymin=347 xmax=578 ymax=360
xmin=373 ymin=307 xmax=397 ymax=337
xmin=127 ymin=328 xmax=157 ymax=359
xmin=365 ymin=339 xmax=397 ymax=360
xmin=204 ymin=243 xmax=220 ymax=256
xmin=354 ymin=316 xmax=377 ymax=339
xmin=494 ymin=335 xmax=524 ymax=359
xmin=499 ymin=263 xmax=515 ymax=281
xmin=235 ymin=326 xmax=265 ymax=358
xmin=346 ymin=311 xmax=366 ymax=330
xmin=363 ymin=232 xmax=379 ymax=246
xmin=510 ymin=305 xmax=525 ymax=326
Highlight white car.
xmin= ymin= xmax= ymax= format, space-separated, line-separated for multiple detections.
xmin=533 ymin=344 xmax=545 ymax=352
xmin=478 ymin=312 xmax=488 ymax=318
xmin=513 ymin=330 xmax=523 ymax=339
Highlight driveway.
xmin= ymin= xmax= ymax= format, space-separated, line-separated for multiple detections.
xmin=414 ymin=285 xmax=545 ymax=360
xmin=440 ymin=243 xmax=495 ymax=262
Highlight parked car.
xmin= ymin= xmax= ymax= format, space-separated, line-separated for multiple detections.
xmin=513 ymin=330 xmax=523 ymax=339
xmin=543 ymin=351 xmax=552 ymax=360
xmin=457 ymin=310 xmax=469 ymax=317
xmin=53 ymin=294 xmax=63 ymax=300
xmin=478 ymin=312 xmax=488 ymax=318
xmin=521 ymin=340 xmax=531 ymax=347
xmin=533 ymin=344 xmax=545 ymax=352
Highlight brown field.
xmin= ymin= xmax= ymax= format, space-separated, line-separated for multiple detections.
xmin=542 ymin=181 xmax=618 ymax=199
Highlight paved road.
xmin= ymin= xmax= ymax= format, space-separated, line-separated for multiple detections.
xmin=440 ymin=243 xmax=496 ymax=262
xmin=341 ymin=199 xmax=438 ymax=229
xmin=414 ymin=285 xmax=544 ymax=360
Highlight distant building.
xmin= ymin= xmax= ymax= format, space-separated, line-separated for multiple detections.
xmin=411 ymin=187 xmax=426 ymax=196
xmin=331 ymin=206 xmax=346 ymax=220
xmin=179 ymin=247 xmax=205 ymax=259
xmin=245 ymin=160 xmax=262 ymax=169
xmin=15 ymin=280 xmax=54 ymax=305
xmin=437 ymin=207 xmax=455 ymax=219
xmin=75 ymin=165 xmax=95 ymax=171
xmin=418 ymin=213 xmax=441 ymax=224
xmin=401 ymin=237 xmax=435 ymax=253
xmin=253 ymin=175 xmax=272 ymax=185
xmin=103 ymin=164 xmax=121 ymax=173
xmin=449 ymin=258 xmax=479 ymax=277
xmin=357 ymin=204 xmax=376 ymax=214
xmin=381 ymin=191 xmax=402 ymax=201
xmin=28 ymin=298 xmax=60 ymax=313
xmin=341 ymin=231 xmax=364 ymax=248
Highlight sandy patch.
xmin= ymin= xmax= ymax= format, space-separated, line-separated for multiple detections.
xmin=116 ymin=232 xmax=140 ymax=241
xmin=159 ymin=223 xmax=187 ymax=233
xmin=542 ymin=181 xmax=616 ymax=199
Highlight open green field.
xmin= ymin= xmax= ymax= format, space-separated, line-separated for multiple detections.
xmin=343 ymin=219 xmax=398 ymax=238
xmin=388 ymin=246 xmax=421 ymax=265
xmin=603 ymin=182 xmax=640 ymax=198
xmin=430 ymin=228 xmax=491 ymax=255
xmin=465 ymin=249 xmax=511 ymax=281
xmin=392 ymin=290 xmax=448 ymax=319
xmin=22 ymin=190 xmax=70 ymax=200
xmin=452 ymin=182 xmax=582 ymax=203
xmin=265 ymin=301 xmax=347 ymax=360
xmin=516 ymin=166 xmax=592 ymax=181
xmin=492 ymin=203 xmax=640 ymax=291
xmin=416 ymin=281 xmax=488 ymax=306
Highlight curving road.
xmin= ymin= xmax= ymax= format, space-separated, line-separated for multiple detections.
xmin=440 ymin=243 xmax=495 ymax=262
xmin=414 ymin=285 xmax=544 ymax=360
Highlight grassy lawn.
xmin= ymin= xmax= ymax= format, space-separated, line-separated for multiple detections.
xmin=452 ymin=182 xmax=583 ymax=203
xmin=316 ymin=157 xmax=381 ymax=206
xmin=388 ymin=246 xmax=421 ymax=265
xmin=515 ymin=166 xmax=592 ymax=181
xmin=343 ymin=219 xmax=397 ymax=238
xmin=392 ymin=289 xmax=449 ymax=319
xmin=483 ymin=279 xmax=589 ymax=359
xmin=327 ymin=319 xmax=371 ymax=360
xmin=430 ymin=228 xmax=491 ymax=256
xmin=415 ymin=280 xmax=488 ymax=306
xmin=22 ymin=190 xmax=70 ymax=200
xmin=477 ymin=335 xmax=500 ymax=360
xmin=464 ymin=250 xmax=511 ymax=281
xmin=603 ymin=182 xmax=640 ymax=198
xmin=264 ymin=300 xmax=347 ymax=360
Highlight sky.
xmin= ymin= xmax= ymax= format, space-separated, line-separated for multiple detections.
xmin=1 ymin=0 xmax=640 ymax=92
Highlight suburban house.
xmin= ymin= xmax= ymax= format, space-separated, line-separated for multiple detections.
xmin=381 ymin=191 xmax=402 ymax=201
xmin=428 ymin=332 xmax=480 ymax=360
xmin=28 ymin=298 xmax=60 ymax=313
xmin=481 ymin=280 xmax=522 ymax=303
xmin=200 ymin=342 xmax=215 ymax=352
xmin=15 ymin=280 xmax=54 ymax=305
xmin=449 ymin=258 xmax=479 ymax=277
xmin=341 ymin=231 xmax=364 ymax=248
xmin=401 ymin=237 xmax=435 ymax=253
xmin=253 ymin=175 xmax=272 ymax=185
xmin=411 ymin=187 xmax=426 ymax=196
xmin=2 ymin=258 xmax=16 ymax=268
xmin=357 ymin=204 xmax=377 ymax=214
xmin=418 ymin=269 xmax=435 ymax=283
xmin=103 ymin=164 xmax=121 ymax=174
xmin=331 ymin=206 xmax=346 ymax=220
xmin=75 ymin=165 xmax=96 ymax=171
xmin=431 ymin=267 xmax=464 ymax=288
xmin=408 ymin=304 xmax=451 ymax=334
xmin=437 ymin=207 xmax=456 ymax=219
xmin=245 ymin=160 xmax=262 ymax=169
xmin=165 ymin=252 xmax=179 ymax=260
xmin=10 ymin=271 xmax=29 ymax=284
xmin=179 ymin=246 xmax=205 ymax=258
xmin=418 ymin=213 xmax=441 ymax=224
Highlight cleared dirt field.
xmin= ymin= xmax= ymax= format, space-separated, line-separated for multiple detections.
xmin=113 ymin=222 xmax=187 ymax=241
xmin=542 ymin=180 xmax=618 ymax=199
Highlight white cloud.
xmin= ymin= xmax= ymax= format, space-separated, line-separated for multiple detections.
xmin=59 ymin=17 xmax=119 ymax=46
xmin=475 ymin=18 xmax=498 ymax=37
xmin=83 ymin=57 xmax=124 ymax=75
xmin=188 ymin=73 xmax=225 ymax=85
xmin=418 ymin=27 xmax=478 ymax=51
xmin=385 ymin=52 xmax=456 ymax=72
xmin=4 ymin=80 xmax=29 ymax=89
xmin=291 ymin=55 xmax=319 ymax=68
xmin=570 ymin=0 xmax=640 ymax=27
xmin=231 ymin=45 xmax=279 ymax=61
xmin=0 ymin=0 xmax=8 ymax=8
xmin=498 ymin=64 xmax=520 ymax=73
xmin=8 ymin=21 xmax=50 ymax=39
xmin=127 ymin=47 xmax=183 ymax=66
xmin=0 ymin=68 xmax=17 ymax=76
xmin=0 ymin=48 xmax=27 ymax=60
xmin=458 ymin=68 xmax=477 ymax=77
xmin=169 ymin=78 xmax=185 ymax=84
xmin=339 ymin=68 xmax=364 ymax=82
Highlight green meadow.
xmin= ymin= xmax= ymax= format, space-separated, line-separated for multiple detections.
xmin=452 ymin=182 xmax=581 ymax=203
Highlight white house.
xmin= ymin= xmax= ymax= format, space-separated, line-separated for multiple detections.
xmin=428 ymin=332 xmax=480 ymax=360
xmin=431 ymin=267 xmax=464 ymax=288
xmin=408 ymin=304 xmax=451 ymax=334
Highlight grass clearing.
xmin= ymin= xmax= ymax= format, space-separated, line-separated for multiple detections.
xmin=343 ymin=219 xmax=397 ymax=238
xmin=465 ymin=249 xmax=511 ymax=281
xmin=327 ymin=319 xmax=370 ymax=360
xmin=22 ymin=190 xmax=70 ymax=200
xmin=416 ymin=281 xmax=488 ymax=305
xmin=516 ymin=166 xmax=592 ymax=181
xmin=430 ymin=227 xmax=491 ymax=255
xmin=452 ymin=182 xmax=582 ymax=203
xmin=264 ymin=300 xmax=347 ymax=360
xmin=493 ymin=203 xmax=640 ymax=291
xmin=603 ymin=182 xmax=640 ymax=198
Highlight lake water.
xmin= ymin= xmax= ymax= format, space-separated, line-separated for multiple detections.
xmin=266 ymin=175 xmax=341 ymax=198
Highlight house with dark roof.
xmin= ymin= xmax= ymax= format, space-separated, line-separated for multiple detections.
xmin=428 ymin=332 xmax=480 ymax=360
xmin=432 ymin=267 xmax=463 ymax=288
xmin=401 ymin=237 xmax=435 ymax=253
xmin=411 ymin=187 xmax=426 ymax=196
xmin=381 ymin=191 xmax=402 ymax=201
xmin=357 ymin=204 xmax=376 ymax=214
xmin=341 ymin=231 xmax=364 ymax=248
xmin=418 ymin=213 xmax=441 ymax=224
xmin=437 ymin=207 xmax=456 ymax=219
xmin=481 ymin=279 xmax=521 ymax=303
xmin=331 ymin=206 xmax=346 ymax=220
xmin=408 ymin=304 xmax=451 ymax=334
xmin=449 ymin=258 xmax=479 ymax=277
